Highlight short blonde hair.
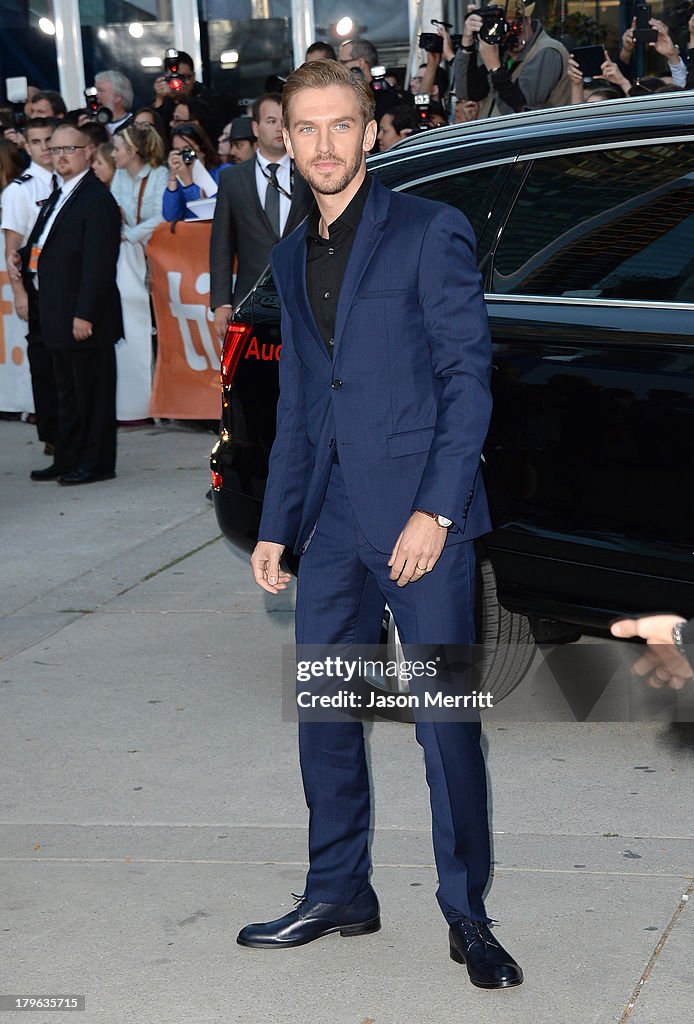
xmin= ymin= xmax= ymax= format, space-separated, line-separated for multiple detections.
xmin=119 ymin=124 xmax=165 ymax=168
xmin=281 ymin=60 xmax=375 ymax=130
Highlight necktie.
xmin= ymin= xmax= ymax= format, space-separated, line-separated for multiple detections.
xmin=28 ymin=178 xmax=62 ymax=249
xmin=264 ymin=163 xmax=281 ymax=237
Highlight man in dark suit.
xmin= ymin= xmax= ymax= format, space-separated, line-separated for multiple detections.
xmin=209 ymin=92 xmax=312 ymax=340
xmin=22 ymin=123 xmax=122 ymax=485
xmin=239 ymin=62 xmax=523 ymax=990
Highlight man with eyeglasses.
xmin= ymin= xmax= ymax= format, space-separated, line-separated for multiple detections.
xmin=19 ymin=123 xmax=122 ymax=485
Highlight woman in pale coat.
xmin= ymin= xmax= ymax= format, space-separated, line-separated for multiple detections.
xmin=111 ymin=125 xmax=168 ymax=422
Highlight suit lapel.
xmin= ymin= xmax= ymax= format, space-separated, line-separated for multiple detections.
xmin=41 ymin=172 xmax=92 ymax=251
xmin=283 ymin=175 xmax=310 ymax=238
xmin=332 ymin=180 xmax=390 ymax=359
xmin=289 ymin=222 xmax=328 ymax=358
xmin=243 ymin=158 xmax=279 ymax=241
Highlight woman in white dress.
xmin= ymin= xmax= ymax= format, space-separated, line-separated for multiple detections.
xmin=111 ymin=125 xmax=168 ymax=422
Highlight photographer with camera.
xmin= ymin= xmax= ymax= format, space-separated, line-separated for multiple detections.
xmin=413 ymin=21 xmax=457 ymax=115
xmin=153 ymin=50 xmax=233 ymax=141
xmin=94 ymin=72 xmax=134 ymax=134
xmin=339 ymin=38 xmax=399 ymax=126
xmin=454 ymin=2 xmax=570 ymax=118
xmin=163 ymin=122 xmax=226 ymax=222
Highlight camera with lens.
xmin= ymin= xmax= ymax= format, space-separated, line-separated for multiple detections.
xmin=164 ymin=49 xmax=184 ymax=92
xmin=477 ymin=6 xmax=508 ymax=46
xmin=180 ymin=147 xmax=197 ymax=166
xmin=83 ymin=87 xmax=111 ymax=125
xmin=418 ymin=18 xmax=453 ymax=53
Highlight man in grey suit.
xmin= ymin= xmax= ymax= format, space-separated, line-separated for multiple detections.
xmin=210 ymin=92 xmax=312 ymax=339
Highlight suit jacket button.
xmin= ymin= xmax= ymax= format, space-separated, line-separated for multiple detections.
xmin=331 ymin=379 xmax=342 ymax=389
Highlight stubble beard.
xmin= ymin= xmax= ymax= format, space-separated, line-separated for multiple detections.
xmin=299 ymin=145 xmax=363 ymax=196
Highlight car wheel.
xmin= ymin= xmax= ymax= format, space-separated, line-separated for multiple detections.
xmin=474 ymin=551 xmax=536 ymax=703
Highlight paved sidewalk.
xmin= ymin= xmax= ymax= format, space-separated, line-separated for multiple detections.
xmin=1 ymin=420 xmax=692 ymax=1024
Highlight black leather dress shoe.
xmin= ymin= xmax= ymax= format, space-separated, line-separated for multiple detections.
xmin=237 ymin=888 xmax=381 ymax=949
xmin=30 ymin=464 xmax=63 ymax=481
xmin=58 ymin=469 xmax=116 ymax=486
xmin=449 ymin=918 xmax=523 ymax=989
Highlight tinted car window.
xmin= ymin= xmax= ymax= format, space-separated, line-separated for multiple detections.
xmin=492 ymin=142 xmax=694 ymax=302
xmin=403 ymin=163 xmax=512 ymax=246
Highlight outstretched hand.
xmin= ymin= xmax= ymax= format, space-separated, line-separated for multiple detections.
xmin=611 ymin=615 xmax=692 ymax=690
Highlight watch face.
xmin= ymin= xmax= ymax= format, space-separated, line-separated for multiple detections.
xmin=437 ymin=516 xmax=453 ymax=528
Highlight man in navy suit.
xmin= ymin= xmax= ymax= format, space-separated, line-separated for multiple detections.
xmin=239 ymin=60 xmax=523 ymax=990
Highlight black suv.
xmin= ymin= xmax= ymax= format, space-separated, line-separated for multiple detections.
xmin=211 ymin=95 xmax=694 ymax=695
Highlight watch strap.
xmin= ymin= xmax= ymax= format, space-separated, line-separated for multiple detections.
xmin=672 ymin=621 xmax=688 ymax=658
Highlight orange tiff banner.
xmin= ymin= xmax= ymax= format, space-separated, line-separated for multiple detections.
xmin=148 ymin=220 xmax=221 ymax=419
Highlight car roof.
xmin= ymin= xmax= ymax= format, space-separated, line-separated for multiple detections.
xmin=368 ymin=93 xmax=694 ymax=167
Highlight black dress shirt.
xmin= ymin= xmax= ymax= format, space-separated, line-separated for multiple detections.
xmin=306 ymin=172 xmax=372 ymax=356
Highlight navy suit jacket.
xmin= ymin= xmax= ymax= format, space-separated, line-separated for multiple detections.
xmin=259 ymin=176 xmax=493 ymax=556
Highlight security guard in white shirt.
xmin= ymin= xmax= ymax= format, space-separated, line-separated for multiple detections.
xmin=1 ymin=117 xmax=59 ymax=456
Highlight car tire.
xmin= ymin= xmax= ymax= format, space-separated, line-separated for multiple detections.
xmin=474 ymin=550 xmax=536 ymax=703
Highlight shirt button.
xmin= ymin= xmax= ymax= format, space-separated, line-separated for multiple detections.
xmin=331 ymin=379 xmax=342 ymax=389
xmin=328 ymin=248 xmax=335 ymax=255
xmin=323 ymin=291 xmax=331 ymax=299
xmin=328 ymin=337 xmax=334 ymax=347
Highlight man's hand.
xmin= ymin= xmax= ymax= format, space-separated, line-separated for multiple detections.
xmin=73 ymin=317 xmax=93 ymax=341
xmin=611 ymin=615 xmax=692 ymax=690
xmin=649 ymin=18 xmax=679 ymax=62
xmin=435 ymin=23 xmax=456 ymax=63
xmin=600 ymin=54 xmax=631 ymax=93
xmin=153 ymin=77 xmax=169 ymax=102
xmin=567 ymin=55 xmax=586 ymax=104
xmin=214 ymin=306 xmax=232 ymax=341
xmin=620 ymin=18 xmax=636 ymax=63
xmin=388 ymin=512 xmax=447 ymax=587
xmin=12 ymin=283 xmax=29 ymax=321
xmin=479 ymin=39 xmax=501 ymax=72
xmin=251 ymin=540 xmax=291 ymax=594
xmin=7 ymin=249 xmax=22 ymax=283
xmin=462 ymin=12 xmax=482 ymax=47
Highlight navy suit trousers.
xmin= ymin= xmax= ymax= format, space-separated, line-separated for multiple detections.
xmin=295 ymin=462 xmax=491 ymax=923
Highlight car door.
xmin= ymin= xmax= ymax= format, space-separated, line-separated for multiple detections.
xmin=483 ymin=137 xmax=694 ymax=624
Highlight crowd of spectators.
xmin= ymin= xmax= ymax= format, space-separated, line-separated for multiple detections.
xmin=0 ymin=12 xmax=692 ymax=481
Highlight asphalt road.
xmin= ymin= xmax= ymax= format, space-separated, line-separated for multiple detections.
xmin=1 ymin=418 xmax=692 ymax=1024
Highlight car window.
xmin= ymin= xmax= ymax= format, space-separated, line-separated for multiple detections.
xmin=403 ymin=163 xmax=513 ymax=248
xmin=492 ymin=141 xmax=694 ymax=302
